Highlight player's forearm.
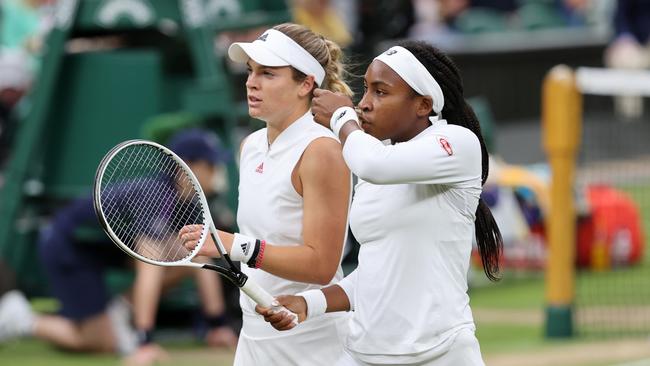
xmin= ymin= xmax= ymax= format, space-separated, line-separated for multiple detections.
xmin=297 ymin=284 xmax=350 ymax=321
xmin=260 ymin=244 xmax=339 ymax=285
xmin=323 ymin=284 xmax=351 ymax=312
xmin=224 ymin=231 xmax=342 ymax=285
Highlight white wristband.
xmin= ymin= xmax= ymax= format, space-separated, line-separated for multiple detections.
xmin=329 ymin=106 xmax=359 ymax=137
xmin=297 ymin=289 xmax=327 ymax=320
xmin=230 ymin=233 xmax=257 ymax=263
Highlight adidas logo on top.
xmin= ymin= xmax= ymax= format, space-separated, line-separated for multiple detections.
xmin=255 ymin=162 xmax=264 ymax=174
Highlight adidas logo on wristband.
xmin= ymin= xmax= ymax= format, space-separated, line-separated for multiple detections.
xmin=335 ymin=110 xmax=347 ymax=123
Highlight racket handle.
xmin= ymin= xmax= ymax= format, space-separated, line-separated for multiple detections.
xmin=241 ymin=279 xmax=299 ymax=326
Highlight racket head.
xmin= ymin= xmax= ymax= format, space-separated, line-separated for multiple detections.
xmin=93 ymin=139 xmax=213 ymax=267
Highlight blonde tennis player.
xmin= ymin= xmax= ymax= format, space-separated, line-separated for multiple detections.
xmin=180 ymin=23 xmax=352 ymax=365
xmin=257 ymin=40 xmax=504 ymax=366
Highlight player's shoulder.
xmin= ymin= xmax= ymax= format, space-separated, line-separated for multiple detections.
xmin=301 ymin=117 xmax=341 ymax=154
xmin=303 ymin=135 xmax=342 ymax=159
xmin=438 ymin=122 xmax=476 ymax=138
xmin=300 ymin=133 xmax=345 ymax=176
xmin=299 ymin=137 xmax=348 ymax=183
xmin=433 ymin=123 xmax=480 ymax=147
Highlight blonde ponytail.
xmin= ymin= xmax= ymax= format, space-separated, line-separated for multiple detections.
xmin=273 ymin=23 xmax=353 ymax=97
xmin=322 ymin=38 xmax=353 ymax=97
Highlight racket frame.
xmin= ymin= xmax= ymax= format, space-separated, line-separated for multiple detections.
xmin=93 ymin=140 xmax=273 ymax=302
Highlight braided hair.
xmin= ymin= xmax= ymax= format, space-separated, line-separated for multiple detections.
xmin=398 ymin=40 xmax=503 ymax=281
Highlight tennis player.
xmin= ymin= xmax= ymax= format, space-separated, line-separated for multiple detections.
xmin=257 ymin=40 xmax=503 ymax=366
xmin=180 ymin=23 xmax=352 ymax=365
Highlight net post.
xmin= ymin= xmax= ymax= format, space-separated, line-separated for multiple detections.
xmin=542 ymin=65 xmax=582 ymax=338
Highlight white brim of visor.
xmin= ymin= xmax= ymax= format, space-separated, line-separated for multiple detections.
xmin=228 ymin=42 xmax=290 ymax=68
xmin=227 ymin=29 xmax=325 ymax=86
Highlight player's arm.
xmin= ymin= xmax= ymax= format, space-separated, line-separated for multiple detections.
xmin=179 ymin=138 xmax=350 ymax=285
xmin=255 ymin=271 xmax=357 ymax=331
xmin=257 ymin=137 xmax=350 ymax=284
xmin=341 ymin=129 xmax=481 ymax=185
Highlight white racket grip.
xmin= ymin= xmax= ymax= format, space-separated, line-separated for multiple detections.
xmin=241 ymin=278 xmax=299 ymax=326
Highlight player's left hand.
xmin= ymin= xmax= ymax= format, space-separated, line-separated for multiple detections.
xmin=255 ymin=295 xmax=306 ymax=331
xmin=311 ymin=88 xmax=354 ymax=128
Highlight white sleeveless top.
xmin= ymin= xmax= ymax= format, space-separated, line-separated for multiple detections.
xmin=237 ymin=111 xmax=349 ymax=339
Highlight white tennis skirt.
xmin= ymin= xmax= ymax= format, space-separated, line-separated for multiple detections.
xmin=234 ymin=314 xmax=349 ymax=366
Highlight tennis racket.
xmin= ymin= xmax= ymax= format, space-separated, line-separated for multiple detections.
xmin=93 ymin=139 xmax=297 ymax=324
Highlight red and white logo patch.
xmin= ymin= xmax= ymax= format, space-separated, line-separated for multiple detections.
xmin=439 ymin=138 xmax=453 ymax=156
xmin=255 ymin=162 xmax=264 ymax=174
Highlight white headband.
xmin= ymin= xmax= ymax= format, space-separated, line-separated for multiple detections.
xmin=228 ymin=29 xmax=326 ymax=86
xmin=374 ymin=46 xmax=444 ymax=120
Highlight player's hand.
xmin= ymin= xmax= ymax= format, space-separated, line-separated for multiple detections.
xmin=123 ymin=343 xmax=169 ymax=366
xmin=311 ymin=88 xmax=354 ymax=128
xmin=178 ymin=225 xmax=220 ymax=257
xmin=255 ymin=295 xmax=307 ymax=331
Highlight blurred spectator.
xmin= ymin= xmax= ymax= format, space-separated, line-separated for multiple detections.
xmin=355 ymin=0 xmax=414 ymax=54
xmin=0 ymin=129 xmax=238 ymax=365
xmin=440 ymin=0 xmax=603 ymax=34
xmin=0 ymin=0 xmax=54 ymax=54
xmin=605 ymin=0 xmax=650 ymax=119
xmin=0 ymin=48 xmax=33 ymax=168
xmin=0 ymin=0 xmax=54 ymax=168
xmin=0 ymin=0 xmax=40 ymax=50
xmin=559 ymin=0 xmax=590 ymax=26
xmin=291 ymin=0 xmax=352 ymax=47
xmin=445 ymin=0 xmax=516 ymax=33
xmin=331 ymin=0 xmax=359 ymax=42
xmin=409 ymin=0 xmax=449 ymax=39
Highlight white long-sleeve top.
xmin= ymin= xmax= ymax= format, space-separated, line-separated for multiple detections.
xmin=339 ymin=119 xmax=482 ymax=364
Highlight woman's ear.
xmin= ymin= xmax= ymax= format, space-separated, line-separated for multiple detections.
xmin=416 ymin=95 xmax=434 ymax=118
xmin=298 ymin=75 xmax=316 ymax=98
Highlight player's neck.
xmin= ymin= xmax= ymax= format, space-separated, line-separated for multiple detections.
xmin=266 ymin=106 xmax=309 ymax=145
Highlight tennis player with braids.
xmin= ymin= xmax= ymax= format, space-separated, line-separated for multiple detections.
xmin=179 ymin=23 xmax=352 ymax=365
xmin=257 ymin=40 xmax=503 ymax=365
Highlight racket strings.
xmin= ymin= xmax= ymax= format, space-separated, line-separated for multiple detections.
xmin=110 ymin=148 xmax=195 ymax=261
xmin=105 ymin=147 xmax=159 ymax=242
xmin=99 ymin=144 xmax=206 ymax=263
xmin=105 ymin=147 xmax=170 ymax=252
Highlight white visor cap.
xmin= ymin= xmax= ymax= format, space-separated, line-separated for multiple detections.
xmin=228 ymin=29 xmax=326 ymax=86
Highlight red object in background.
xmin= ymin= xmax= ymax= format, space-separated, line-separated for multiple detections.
xmin=576 ymin=185 xmax=645 ymax=268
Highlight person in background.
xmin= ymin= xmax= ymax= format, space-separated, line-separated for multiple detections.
xmin=354 ymin=0 xmax=414 ymax=54
xmin=0 ymin=128 xmax=238 ymax=366
xmin=291 ymin=0 xmax=353 ymax=48
xmin=605 ymin=0 xmax=650 ymax=119
xmin=0 ymin=48 xmax=33 ymax=168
